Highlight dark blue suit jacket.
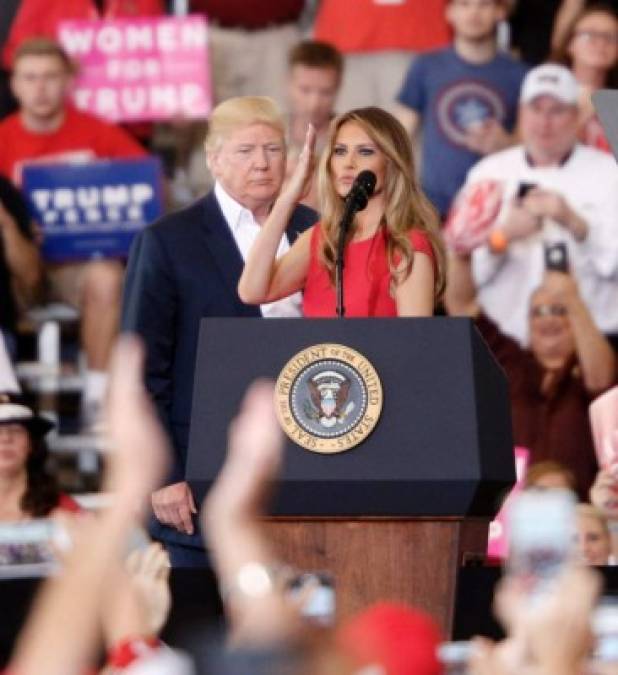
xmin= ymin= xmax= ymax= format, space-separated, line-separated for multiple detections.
xmin=122 ymin=190 xmax=316 ymax=546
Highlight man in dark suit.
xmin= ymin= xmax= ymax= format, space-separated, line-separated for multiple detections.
xmin=122 ymin=96 xmax=316 ymax=565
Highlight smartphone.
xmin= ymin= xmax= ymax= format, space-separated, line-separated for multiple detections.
xmin=286 ymin=572 xmax=335 ymax=626
xmin=507 ymin=489 xmax=577 ymax=596
xmin=517 ymin=181 xmax=537 ymax=199
xmin=544 ymin=242 xmax=569 ymax=273
xmin=591 ymin=597 xmax=618 ymax=671
xmin=437 ymin=641 xmax=473 ymax=674
xmin=0 ymin=520 xmax=60 ymax=575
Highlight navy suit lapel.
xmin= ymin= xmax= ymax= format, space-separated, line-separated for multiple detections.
xmin=199 ymin=192 xmax=255 ymax=309
xmin=198 ymin=192 xmax=311 ymax=314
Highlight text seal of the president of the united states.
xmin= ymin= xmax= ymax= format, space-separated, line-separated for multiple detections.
xmin=274 ymin=343 xmax=383 ymax=454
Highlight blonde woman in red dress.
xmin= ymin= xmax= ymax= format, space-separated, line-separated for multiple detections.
xmin=238 ymin=106 xmax=446 ymax=317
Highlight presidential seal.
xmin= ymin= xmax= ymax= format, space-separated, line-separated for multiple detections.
xmin=274 ymin=344 xmax=383 ymax=454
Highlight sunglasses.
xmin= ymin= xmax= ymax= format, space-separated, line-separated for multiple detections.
xmin=530 ymin=304 xmax=568 ymax=318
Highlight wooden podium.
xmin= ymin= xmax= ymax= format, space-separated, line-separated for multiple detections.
xmin=263 ymin=518 xmax=488 ymax=634
xmin=187 ymin=318 xmax=514 ymax=635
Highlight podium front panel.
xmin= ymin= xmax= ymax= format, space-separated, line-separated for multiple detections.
xmin=186 ymin=317 xmax=514 ymax=517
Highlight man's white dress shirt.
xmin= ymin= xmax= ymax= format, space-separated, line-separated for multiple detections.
xmin=214 ymin=182 xmax=303 ymax=317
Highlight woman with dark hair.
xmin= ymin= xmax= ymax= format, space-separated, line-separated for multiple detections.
xmin=238 ymin=107 xmax=446 ymax=317
xmin=0 ymin=396 xmax=79 ymax=521
xmin=553 ymin=3 xmax=618 ymax=151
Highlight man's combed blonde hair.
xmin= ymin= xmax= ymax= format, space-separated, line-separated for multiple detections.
xmin=204 ymin=96 xmax=285 ymax=153
xmin=317 ymin=107 xmax=446 ymax=300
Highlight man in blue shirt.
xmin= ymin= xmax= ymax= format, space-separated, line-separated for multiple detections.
xmin=396 ymin=0 xmax=528 ymax=219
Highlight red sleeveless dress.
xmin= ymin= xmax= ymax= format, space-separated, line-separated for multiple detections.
xmin=302 ymin=224 xmax=436 ymax=317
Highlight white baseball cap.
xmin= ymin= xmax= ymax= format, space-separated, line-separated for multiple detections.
xmin=520 ymin=64 xmax=578 ymax=105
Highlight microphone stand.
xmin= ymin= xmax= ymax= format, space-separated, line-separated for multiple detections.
xmin=335 ymin=200 xmax=356 ymax=318
xmin=335 ymin=172 xmax=374 ymax=318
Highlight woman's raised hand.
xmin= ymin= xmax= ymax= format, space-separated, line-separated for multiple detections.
xmin=283 ymin=123 xmax=317 ymax=204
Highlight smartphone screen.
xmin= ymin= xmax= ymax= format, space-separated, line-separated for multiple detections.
xmin=591 ymin=597 xmax=618 ymax=671
xmin=507 ymin=490 xmax=577 ymax=595
xmin=517 ymin=182 xmax=537 ymax=199
xmin=544 ymin=243 xmax=569 ymax=273
xmin=287 ymin=572 xmax=335 ymax=626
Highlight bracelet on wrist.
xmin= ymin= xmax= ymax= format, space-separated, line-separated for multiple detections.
xmin=107 ymin=635 xmax=161 ymax=669
xmin=488 ymin=229 xmax=508 ymax=254
xmin=220 ymin=561 xmax=294 ymax=602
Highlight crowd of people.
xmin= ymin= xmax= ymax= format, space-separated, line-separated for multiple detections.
xmin=0 ymin=0 xmax=618 ymax=673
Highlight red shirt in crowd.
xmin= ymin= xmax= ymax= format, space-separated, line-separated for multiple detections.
xmin=303 ymin=225 xmax=436 ymax=317
xmin=314 ymin=0 xmax=451 ymax=54
xmin=0 ymin=106 xmax=146 ymax=186
xmin=189 ymin=0 xmax=304 ymax=29
xmin=474 ymin=312 xmax=613 ymax=500
xmin=3 ymin=0 xmax=165 ymax=69
xmin=56 ymin=493 xmax=82 ymax=513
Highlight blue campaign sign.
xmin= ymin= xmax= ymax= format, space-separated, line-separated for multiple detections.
xmin=22 ymin=157 xmax=163 ymax=262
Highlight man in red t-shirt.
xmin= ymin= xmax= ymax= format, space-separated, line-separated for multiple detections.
xmin=0 ymin=38 xmax=147 ymax=428
xmin=313 ymin=0 xmax=451 ymax=113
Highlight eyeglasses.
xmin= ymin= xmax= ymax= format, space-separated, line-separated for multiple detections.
xmin=530 ymin=304 xmax=568 ymax=318
xmin=574 ymin=30 xmax=618 ymax=45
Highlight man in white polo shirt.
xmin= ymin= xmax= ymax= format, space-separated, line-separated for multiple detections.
xmin=447 ymin=63 xmax=618 ymax=346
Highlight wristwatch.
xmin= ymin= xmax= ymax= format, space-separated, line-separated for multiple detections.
xmin=221 ymin=561 xmax=293 ymax=601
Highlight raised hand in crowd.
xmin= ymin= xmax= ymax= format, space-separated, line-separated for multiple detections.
xmin=100 ymin=542 xmax=172 ymax=656
xmin=102 ymin=337 xmax=170 ymax=511
xmin=469 ymin=567 xmax=601 ymax=675
xmin=541 ymin=271 xmax=616 ymax=394
xmin=8 ymin=335 xmax=171 ymax=675
xmin=202 ymin=380 xmax=303 ymax=647
xmin=520 ymin=188 xmax=589 ymax=241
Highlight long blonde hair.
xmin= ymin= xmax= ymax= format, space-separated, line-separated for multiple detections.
xmin=316 ymin=107 xmax=446 ymax=300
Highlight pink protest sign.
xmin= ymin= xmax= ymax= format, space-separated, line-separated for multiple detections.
xmin=58 ymin=16 xmax=212 ymax=123
xmin=590 ymin=385 xmax=618 ymax=470
xmin=487 ymin=447 xmax=530 ymax=561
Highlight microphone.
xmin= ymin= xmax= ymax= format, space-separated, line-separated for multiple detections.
xmin=335 ymin=170 xmax=377 ymax=318
xmin=344 ymin=170 xmax=377 ymax=212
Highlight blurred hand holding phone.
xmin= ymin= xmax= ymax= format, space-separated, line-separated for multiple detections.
xmin=517 ymin=181 xmax=537 ymax=200
xmin=507 ymin=489 xmax=577 ymax=601
xmin=591 ymin=597 xmax=618 ymax=673
xmin=287 ymin=572 xmax=335 ymax=626
xmin=0 ymin=517 xmax=151 ymax=577
xmin=544 ymin=242 xmax=570 ymax=273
